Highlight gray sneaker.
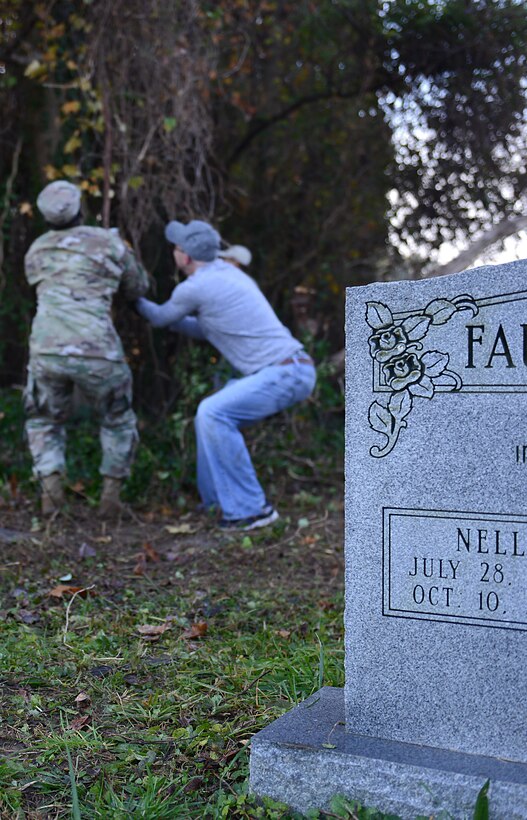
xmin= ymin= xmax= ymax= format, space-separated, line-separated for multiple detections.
xmin=219 ymin=508 xmax=279 ymax=531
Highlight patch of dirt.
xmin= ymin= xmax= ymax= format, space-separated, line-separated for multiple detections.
xmin=0 ymin=494 xmax=344 ymax=600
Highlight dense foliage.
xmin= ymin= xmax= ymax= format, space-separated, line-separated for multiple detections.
xmin=1 ymin=0 xmax=526 ymax=402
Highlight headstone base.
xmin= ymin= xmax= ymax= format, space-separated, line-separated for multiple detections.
xmin=250 ymin=688 xmax=527 ymax=819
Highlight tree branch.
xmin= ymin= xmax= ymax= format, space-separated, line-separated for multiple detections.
xmin=325 ymin=213 xmax=527 ymax=377
xmin=227 ymin=89 xmax=359 ymax=168
xmin=425 ymin=214 xmax=527 ymax=278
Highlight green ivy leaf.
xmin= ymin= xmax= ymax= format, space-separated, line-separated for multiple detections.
xmin=163 ymin=117 xmax=177 ymax=133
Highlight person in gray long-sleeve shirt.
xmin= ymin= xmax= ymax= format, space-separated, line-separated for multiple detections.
xmin=136 ymin=219 xmax=316 ymax=530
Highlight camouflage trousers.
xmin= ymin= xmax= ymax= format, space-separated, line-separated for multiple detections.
xmin=24 ymin=354 xmax=138 ymax=479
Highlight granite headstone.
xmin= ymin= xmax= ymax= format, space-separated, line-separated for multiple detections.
xmin=250 ymin=261 xmax=527 ymax=818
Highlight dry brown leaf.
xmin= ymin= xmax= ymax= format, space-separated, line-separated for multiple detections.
xmin=164 ymin=523 xmax=197 ymax=535
xmin=49 ymin=584 xmax=94 ymax=599
xmin=74 ymin=691 xmax=91 ymax=708
xmin=16 ymin=609 xmax=40 ymax=625
xmin=70 ymin=480 xmax=85 ymax=493
xmin=94 ymin=536 xmax=112 ymax=544
xmin=143 ymin=541 xmax=160 ymax=562
xmin=62 ymin=100 xmax=81 ymax=114
xmin=133 ymin=554 xmax=147 ymax=575
xmin=70 ymin=714 xmax=91 ymax=731
xmin=184 ymin=776 xmax=205 ymax=793
xmin=137 ymin=622 xmax=171 ymax=637
xmin=277 ymin=629 xmax=291 ymax=639
xmin=182 ymin=621 xmax=208 ymax=640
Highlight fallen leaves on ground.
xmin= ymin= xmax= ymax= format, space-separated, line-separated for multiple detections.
xmin=164 ymin=523 xmax=197 ymax=535
xmin=49 ymin=584 xmax=95 ymax=599
xmin=133 ymin=553 xmax=147 ymax=575
xmin=16 ymin=609 xmax=40 ymax=624
xmin=70 ymin=714 xmax=91 ymax=731
xmin=133 ymin=541 xmax=161 ymax=574
xmin=90 ymin=665 xmax=113 ymax=678
xmin=74 ymin=691 xmax=91 ymax=708
xmin=69 ymin=481 xmax=85 ymax=494
xmin=143 ymin=541 xmax=160 ymax=562
xmin=137 ymin=622 xmax=171 ymax=638
xmin=182 ymin=621 xmax=207 ymax=640
xmin=78 ymin=542 xmax=96 ymax=559
xmin=184 ymin=776 xmax=205 ymax=793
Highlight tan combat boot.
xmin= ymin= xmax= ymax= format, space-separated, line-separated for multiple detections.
xmin=41 ymin=473 xmax=65 ymax=515
xmin=99 ymin=476 xmax=123 ymax=517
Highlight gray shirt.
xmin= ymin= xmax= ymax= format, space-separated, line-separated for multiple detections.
xmin=136 ymin=259 xmax=302 ymax=375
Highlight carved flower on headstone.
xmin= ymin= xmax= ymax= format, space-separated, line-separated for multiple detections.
xmin=368 ymin=325 xmax=408 ymax=362
xmin=382 ymin=352 xmax=423 ymax=391
xmin=365 ymin=295 xmax=477 ymax=457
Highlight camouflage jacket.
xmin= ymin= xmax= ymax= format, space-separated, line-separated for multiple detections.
xmin=25 ymin=226 xmax=149 ymax=361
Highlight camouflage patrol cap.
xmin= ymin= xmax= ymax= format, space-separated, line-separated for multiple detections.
xmin=37 ymin=180 xmax=81 ymax=226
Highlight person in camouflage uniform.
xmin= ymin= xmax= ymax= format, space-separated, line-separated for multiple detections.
xmin=24 ymin=180 xmax=149 ymax=515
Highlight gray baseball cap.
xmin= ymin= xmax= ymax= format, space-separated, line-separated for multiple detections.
xmin=165 ymin=219 xmax=220 ymax=262
xmin=36 ymin=180 xmax=81 ymax=226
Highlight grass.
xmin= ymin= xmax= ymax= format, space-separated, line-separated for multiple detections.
xmin=0 ymin=375 xmax=356 ymax=819
xmin=0 ymin=377 xmax=483 ymax=820
xmin=0 ymin=569 xmax=348 ymax=818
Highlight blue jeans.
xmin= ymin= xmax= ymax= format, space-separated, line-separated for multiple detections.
xmin=194 ymin=355 xmax=316 ymax=520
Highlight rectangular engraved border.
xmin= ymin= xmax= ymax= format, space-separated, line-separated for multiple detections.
xmin=373 ymin=289 xmax=527 ymax=394
xmin=382 ymin=507 xmax=527 ymax=633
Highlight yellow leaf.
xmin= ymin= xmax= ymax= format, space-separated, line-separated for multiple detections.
xmin=66 ymin=60 xmax=77 ymax=70
xmin=62 ymin=100 xmax=81 ymax=115
xmin=128 ymin=176 xmax=144 ymax=190
xmin=61 ymin=164 xmax=80 ymax=177
xmin=19 ymin=202 xmax=33 ymax=216
xmin=24 ymin=60 xmax=46 ymax=79
xmin=64 ymin=135 xmax=81 ymax=154
xmin=44 ymin=164 xmax=60 ymax=180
